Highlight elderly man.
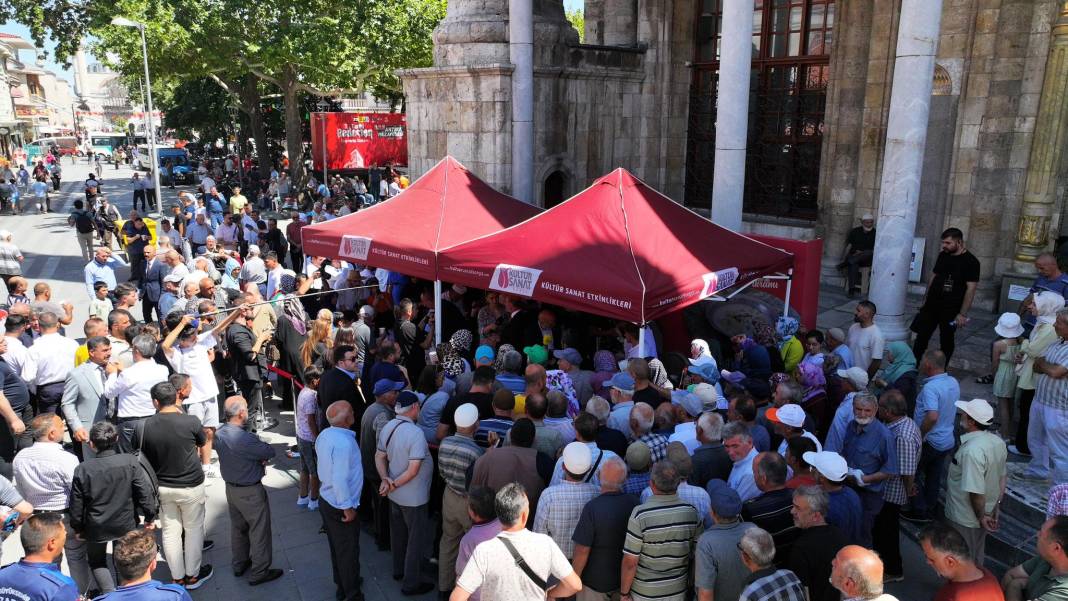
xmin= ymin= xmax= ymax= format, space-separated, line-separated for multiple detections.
xmin=874 ymin=389 xmax=920 ymax=581
xmin=788 ymin=485 xmax=850 ymax=601
xmin=27 ymin=312 xmax=78 ymax=415
xmin=585 ymin=395 xmax=629 ymax=457
xmin=831 ymin=392 xmax=898 ymax=548
xmin=828 ymin=545 xmax=900 ymax=601
xmin=225 ymin=295 xmax=274 ymax=432
xmin=437 ymin=404 xmax=484 ymax=597
xmin=554 ymin=348 xmax=594 ymax=406
xmin=737 ymin=527 xmax=807 ymax=601
xmin=690 ymin=412 xmax=731 ymax=489
xmin=185 ymin=214 xmax=213 ymax=254
xmin=376 ymin=391 xmax=435 ymax=595
xmin=919 ymin=523 xmax=1004 ymax=599
xmin=724 ymin=422 xmax=760 ymax=502
xmin=629 ymin=403 xmax=668 ymax=462
xmin=214 ymin=396 xmax=282 ymax=586
xmin=1023 ymin=253 xmax=1068 ymax=335
xmin=1023 ymin=308 xmax=1068 ymax=484
xmin=84 ymin=246 xmax=126 ymax=299
xmin=902 ymin=350 xmax=959 ymax=524
xmin=805 ymin=451 xmax=865 ymax=545
xmin=621 ymin=461 xmax=702 ymax=601
xmin=1003 ymin=515 xmax=1068 ymax=601
xmin=214 ymin=212 xmax=239 ymax=251
xmin=826 ymin=327 xmax=854 ymax=368
xmin=607 ymin=372 xmax=636 ymax=434
xmin=61 ymin=336 xmax=112 ymax=459
xmin=696 ymin=480 xmax=755 ymax=601
xmin=470 ymin=419 xmax=551 ymax=522
xmin=103 ymin=334 xmax=169 ymax=451
xmin=549 ymin=413 xmax=619 ymax=487
xmin=742 ymin=452 xmax=798 ymax=564
xmin=944 ymin=398 xmax=1007 ymax=564
xmin=534 ymin=442 xmax=600 ymax=561
xmin=839 ymin=214 xmax=876 ymax=297
xmin=13 ymin=413 xmax=90 ymax=591
xmin=452 ymin=483 xmax=582 ymax=601
xmin=140 ymin=245 xmax=167 ymax=322
xmin=572 ymin=457 xmax=637 ymax=601
xmin=239 ymin=245 xmax=267 ymax=297
xmin=317 ymin=401 xmax=364 ymax=601
xmin=668 ymin=389 xmax=703 ymax=453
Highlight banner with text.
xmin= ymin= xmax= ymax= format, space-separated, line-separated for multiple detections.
xmin=311 ymin=112 xmax=407 ymax=171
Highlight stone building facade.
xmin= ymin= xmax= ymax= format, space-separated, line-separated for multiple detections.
xmin=401 ymin=0 xmax=1068 ymax=308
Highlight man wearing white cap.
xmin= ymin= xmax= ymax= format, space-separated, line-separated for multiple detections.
xmin=437 ymin=403 xmax=484 ymax=597
xmin=943 ymin=398 xmax=1006 ymax=564
xmin=667 ymin=390 xmax=704 ymax=454
xmin=826 ymin=366 xmax=869 ymax=452
xmin=768 ymin=403 xmax=822 ymax=457
xmin=1022 ymin=307 xmax=1068 ymax=484
xmin=533 ymin=442 xmax=599 ymax=560
xmin=839 ymin=213 xmax=876 ymax=297
xmin=805 ymin=451 xmax=865 ymax=545
xmin=826 ymin=327 xmax=854 ymax=369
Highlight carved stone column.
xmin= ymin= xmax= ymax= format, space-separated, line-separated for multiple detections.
xmin=1013 ymin=2 xmax=1068 ymax=272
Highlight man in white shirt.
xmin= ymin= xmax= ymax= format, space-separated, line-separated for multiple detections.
xmin=214 ymin=212 xmax=239 ymax=251
xmin=13 ymin=413 xmax=90 ymax=591
xmin=28 ymin=312 xmax=78 ymax=415
xmin=103 ymin=333 xmax=169 ymax=451
xmin=264 ymin=252 xmax=285 ymax=298
xmin=185 ymin=214 xmax=213 ymax=254
xmin=1 ymin=313 xmax=35 ymax=384
xmin=847 ymin=300 xmax=885 ymax=379
xmin=668 ymin=390 xmax=703 ymax=454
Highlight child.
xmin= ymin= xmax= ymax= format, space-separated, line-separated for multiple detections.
xmin=88 ymin=282 xmax=113 ymax=320
xmin=295 ymin=365 xmax=322 ymax=511
xmin=992 ymin=312 xmax=1024 ymax=441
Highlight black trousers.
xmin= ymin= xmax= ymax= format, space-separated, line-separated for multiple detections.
xmin=1017 ymin=388 xmax=1037 ymax=454
xmin=289 ymin=247 xmax=303 ymax=272
xmin=911 ymin=306 xmax=958 ymax=362
xmin=86 ymin=540 xmax=117 ymax=593
xmin=145 ymin=188 xmax=157 ymax=211
xmin=873 ymin=501 xmax=903 ymax=576
xmin=132 ymin=189 xmax=146 ymax=212
xmin=236 ymin=379 xmax=265 ymax=430
xmin=34 ymin=381 xmax=65 ymax=415
xmin=141 ymin=297 xmax=157 ymax=324
xmin=320 ymin=500 xmax=363 ymax=601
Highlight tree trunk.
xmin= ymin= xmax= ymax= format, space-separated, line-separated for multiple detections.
xmin=282 ymin=64 xmax=306 ymax=189
xmin=240 ymin=76 xmax=271 ymax=180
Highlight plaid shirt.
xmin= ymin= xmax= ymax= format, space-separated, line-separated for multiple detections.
xmin=1036 ymin=339 xmax=1068 ymax=410
xmin=532 ymin=480 xmax=599 ymax=559
xmin=637 ymin=432 xmax=669 ymax=462
xmin=883 ymin=416 xmax=921 ymax=505
xmin=1048 ymin=484 xmax=1068 ymax=519
xmin=739 ymin=568 xmax=808 ymax=601
xmin=437 ymin=434 xmax=483 ymax=494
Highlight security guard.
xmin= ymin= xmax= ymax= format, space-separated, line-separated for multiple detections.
xmin=94 ymin=529 xmax=191 ymax=601
xmin=0 ymin=513 xmax=81 ymax=601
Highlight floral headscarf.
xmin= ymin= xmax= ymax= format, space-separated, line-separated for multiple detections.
xmin=776 ymin=316 xmax=800 ymax=343
xmin=752 ymin=321 xmax=777 ymax=347
xmin=769 ymin=372 xmax=792 ymax=387
xmin=593 ymin=350 xmax=616 ymax=374
xmin=494 ymin=343 xmax=516 ymax=373
xmin=450 ymin=329 xmax=473 ymax=353
xmin=438 ymin=342 xmax=466 ymax=378
xmin=798 ymin=362 xmax=826 ymax=402
xmin=546 ymin=369 xmax=580 ymax=417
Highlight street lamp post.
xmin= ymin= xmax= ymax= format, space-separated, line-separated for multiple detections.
xmin=112 ymin=16 xmax=162 ymax=218
xmin=316 ymin=99 xmax=330 ymax=187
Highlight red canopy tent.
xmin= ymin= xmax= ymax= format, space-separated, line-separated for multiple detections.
xmin=299 ymin=155 xmax=542 ymax=281
xmin=438 ymin=168 xmax=795 ymax=324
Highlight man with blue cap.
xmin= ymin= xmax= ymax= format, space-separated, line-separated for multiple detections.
xmin=606 ymin=372 xmax=636 ymax=434
xmin=361 ymin=378 xmax=405 ymax=550
xmin=696 ymin=480 xmax=756 ymax=601
xmin=554 ymin=348 xmax=594 ymax=406
xmin=669 ymin=390 xmax=705 ymax=454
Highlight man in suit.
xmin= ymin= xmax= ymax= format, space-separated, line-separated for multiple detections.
xmin=523 ymin=308 xmax=563 ymax=351
xmin=61 ymin=336 xmax=113 ymax=460
xmin=318 ymin=345 xmax=365 ymax=427
xmin=140 ymin=245 xmax=168 ymax=323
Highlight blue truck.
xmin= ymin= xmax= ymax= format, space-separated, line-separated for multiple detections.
xmin=135 ymin=145 xmax=193 ymax=185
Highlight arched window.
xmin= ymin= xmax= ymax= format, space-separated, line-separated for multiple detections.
xmin=685 ymin=0 xmax=835 ymax=220
xmin=544 ymin=171 xmax=568 ymax=208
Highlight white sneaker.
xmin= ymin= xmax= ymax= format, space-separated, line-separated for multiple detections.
xmin=307 ymin=499 xmax=319 ymax=511
xmin=297 ymin=496 xmax=309 ymax=507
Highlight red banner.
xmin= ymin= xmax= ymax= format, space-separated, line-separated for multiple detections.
xmin=311 ymin=112 xmax=407 ymax=170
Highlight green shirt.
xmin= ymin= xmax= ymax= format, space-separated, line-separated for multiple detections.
xmin=944 ymin=430 xmax=1007 ymax=528
xmin=623 ymin=493 xmax=702 ymax=601
xmin=1024 ymin=556 xmax=1068 ymax=601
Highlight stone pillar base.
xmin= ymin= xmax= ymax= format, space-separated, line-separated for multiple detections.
xmin=997 ymin=272 xmax=1037 ymax=315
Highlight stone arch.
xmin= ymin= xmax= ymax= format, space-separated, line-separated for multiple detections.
xmin=544 ymin=170 xmax=569 ymax=208
xmin=932 ymin=64 xmax=953 ymax=96
xmin=535 ymin=155 xmax=576 ymax=208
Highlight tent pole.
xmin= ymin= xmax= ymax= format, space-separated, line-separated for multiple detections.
xmin=637 ymin=324 xmax=645 ymax=358
xmin=434 ymin=280 xmax=443 ymax=346
xmin=783 ymin=268 xmax=794 ymax=318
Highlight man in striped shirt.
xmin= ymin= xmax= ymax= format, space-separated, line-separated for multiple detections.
xmin=533 ymin=442 xmax=599 ymax=560
xmin=437 ymin=404 xmax=484 ymax=596
xmin=621 ymin=461 xmax=702 ymax=601
xmin=874 ymin=389 xmax=920 ymax=581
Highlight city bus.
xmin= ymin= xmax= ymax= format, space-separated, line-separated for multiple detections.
xmin=88 ymin=132 xmax=129 ymax=159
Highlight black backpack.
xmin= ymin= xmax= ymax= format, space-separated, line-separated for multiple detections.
xmin=74 ymin=211 xmax=95 ymax=234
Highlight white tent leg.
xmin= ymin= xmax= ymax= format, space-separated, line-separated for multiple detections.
xmin=637 ymin=324 xmax=646 ymax=358
xmin=434 ymin=279 xmax=443 ymax=346
xmin=783 ymin=268 xmax=794 ymax=318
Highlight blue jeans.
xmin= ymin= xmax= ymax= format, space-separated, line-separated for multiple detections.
xmin=911 ymin=441 xmax=951 ymax=517
xmin=210 ymin=211 xmax=223 ymax=229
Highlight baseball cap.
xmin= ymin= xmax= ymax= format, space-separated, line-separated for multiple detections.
xmin=672 ymin=391 xmax=703 ymax=418
xmin=689 ymin=361 xmax=719 ymax=384
xmin=608 ymin=372 xmax=635 ymax=393
xmin=523 ymin=344 xmax=548 ymax=366
xmin=562 ymin=442 xmax=593 ymax=474
xmin=454 ymin=403 xmax=479 ymax=428
xmin=720 ymin=369 xmax=746 ymax=385
xmin=474 ymin=345 xmax=495 ymax=365
xmin=396 ymin=390 xmax=420 ymax=409
xmin=955 ymin=398 xmax=994 ymax=426
xmin=767 ymin=403 xmax=806 ymax=428
xmin=163 ymin=273 xmax=184 ymax=284
xmin=803 ymin=451 xmax=849 ymax=482
xmin=553 ymin=348 xmax=582 ymax=366
xmin=837 ymin=366 xmax=870 ymax=390
xmin=373 ymin=379 xmax=405 ymax=396
xmin=625 ymin=442 xmax=652 ymax=472
xmin=861 ymin=213 xmax=874 ymax=221
xmin=705 ymin=479 xmax=742 ymax=518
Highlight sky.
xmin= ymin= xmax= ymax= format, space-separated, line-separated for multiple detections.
xmin=1 ymin=22 xmax=76 ymax=83
xmin=564 ymin=0 xmax=583 ymax=11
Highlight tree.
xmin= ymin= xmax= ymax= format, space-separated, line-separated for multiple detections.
xmin=566 ymin=8 xmax=585 ymax=43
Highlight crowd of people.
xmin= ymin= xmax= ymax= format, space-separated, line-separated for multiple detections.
xmin=0 ymin=169 xmax=1061 ymax=601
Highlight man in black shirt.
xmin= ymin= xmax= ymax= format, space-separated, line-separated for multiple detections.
xmin=137 ymin=382 xmax=214 ymax=589
xmin=839 ymin=214 xmax=876 ymax=297
xmin=910 ymin=227 xmax=981 ymax=362
xmin=787 ymin=485 xmax=850 ymax=601
xmin=0 ymin=342 xmax=30 ymax=478
xmin=571 ymin=458 xmax=638 ymax=598
xmin=690 ymin=413 xmax=733 ymax=490
xmin=437 ymin=366 xmax=496 ymax=441
xmin=741 ymin=452 xmax=799 ymax=567
xmin=629 ymin=359 xmax=664 ymax=408
xmin=225 ymin=296 xmax=274 ymax=432
xmin=393 ymin=299 xmax=427 ymax=382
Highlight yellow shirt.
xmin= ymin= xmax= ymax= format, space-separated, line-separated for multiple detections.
xmin=75 ymin=344 xmax=88 ymax=367
xmin=514 ymin=393 xmax=526 ymax=416
xmin=229 ymin=194 xmax=248 ymax=214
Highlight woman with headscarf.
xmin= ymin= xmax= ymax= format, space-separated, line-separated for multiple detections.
xmin=733 ymin=330 xmax=773 ymax=381
xmin=271 ymin=269 xmax=312 ymax=405
xmin=777 ymin=316 xmax=803 ymax=374
xmin=438 ymin=341 xmax=468 ymax=380
xmin=1014 ymin=290 xmax=1066 ymax=454
xmin=590 ymin=349 xmax=618 ymax=397
xmin=221 ymin=256 xmax=242 ymax=291
xmin=873 ymin=341 xmax=919 ymax=412
xmin=752 ymin=320 xmax=786 ymax=374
